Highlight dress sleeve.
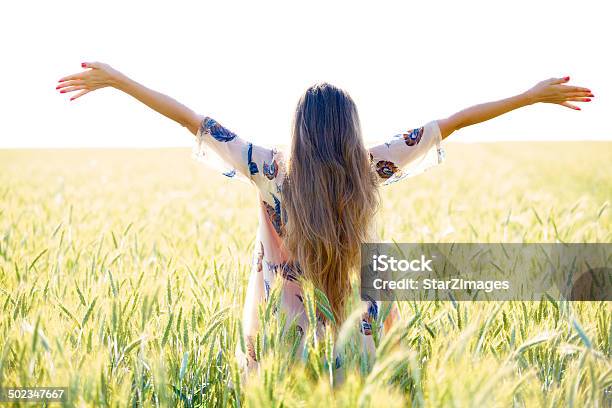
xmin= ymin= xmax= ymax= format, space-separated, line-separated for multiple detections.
xmin=192 ymin=116 xmax=277 ymax=187
xmin=368 ymin=120 xmax=446 ymax=186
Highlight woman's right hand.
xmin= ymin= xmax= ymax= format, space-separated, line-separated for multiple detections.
xmin=56 ymin=62 xmax=124 ymax=101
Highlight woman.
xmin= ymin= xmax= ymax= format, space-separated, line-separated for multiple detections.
xmin=56 ymin=62 xmax=593 ymax=370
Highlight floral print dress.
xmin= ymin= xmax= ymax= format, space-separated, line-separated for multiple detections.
xmin=192 ymin=115 xmax=445 ymax=370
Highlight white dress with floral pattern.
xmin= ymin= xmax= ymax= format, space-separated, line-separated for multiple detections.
xmin=192 ymin=116 xmax=444 ymax=369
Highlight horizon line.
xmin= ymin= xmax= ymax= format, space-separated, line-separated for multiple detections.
xmin=1 ymin=138 xmax=611 ymax=149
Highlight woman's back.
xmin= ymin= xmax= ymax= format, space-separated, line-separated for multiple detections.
xmin=193 ymin=94 xmax=445 ymax=369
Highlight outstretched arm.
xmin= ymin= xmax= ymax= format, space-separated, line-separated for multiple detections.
xmin=437 ymin=76 xmax=593 ymax=140
xmin=57 ymin=62 xmax=202 ymax=135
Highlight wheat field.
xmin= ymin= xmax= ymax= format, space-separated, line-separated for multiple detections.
xmin=0 ymin=142 xmax=610 ymax=407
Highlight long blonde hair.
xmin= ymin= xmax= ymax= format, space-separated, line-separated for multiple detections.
xmin=283 ymin=82 xmax=379 ymax=323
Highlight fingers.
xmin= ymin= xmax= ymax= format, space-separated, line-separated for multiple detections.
xmin=81 ymin=61 xmax=101 ymax=69
xmin=58 ymin=61 xmax=98 ymax=82
xmin=56 ymin=62 xmax=105 ymax=101
xmin=58 ymin=85 xmax=87 ymax=93
xmin=548 ymin=77 xmax=593 ymax=95
xmin=565 ymin=91 xmax=594 ymax=98
xmin=69 ymin=89 xmax=91 ymax=101
xmin=56 ymin=80 xmax=83 ymax=89
xmin=560 ymin=101 xmax=581 ymax=111
xmin=565 ymin=97 xmax=592 ymax=102
xmin=549 ymin=76 xmax=570 ymax=85
xmin=562 ymin=85 xmax=591 ymax=93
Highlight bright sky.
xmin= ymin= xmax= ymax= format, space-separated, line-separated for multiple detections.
xmin=1 ymin=0 xmax=611 ymax=147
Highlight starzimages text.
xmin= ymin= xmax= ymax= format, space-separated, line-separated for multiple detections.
xmin=372 ymin=278 xmax=511 ymax=293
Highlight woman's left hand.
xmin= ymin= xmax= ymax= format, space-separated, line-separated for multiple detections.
xmin=56 ymin=62 xmax=124 ymax=101
xmin=524 ymin=76 xmax=594 ymax=110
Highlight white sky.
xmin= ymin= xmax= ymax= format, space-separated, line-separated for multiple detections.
xmin=1 ymin=0 xmax=611 ymax=147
